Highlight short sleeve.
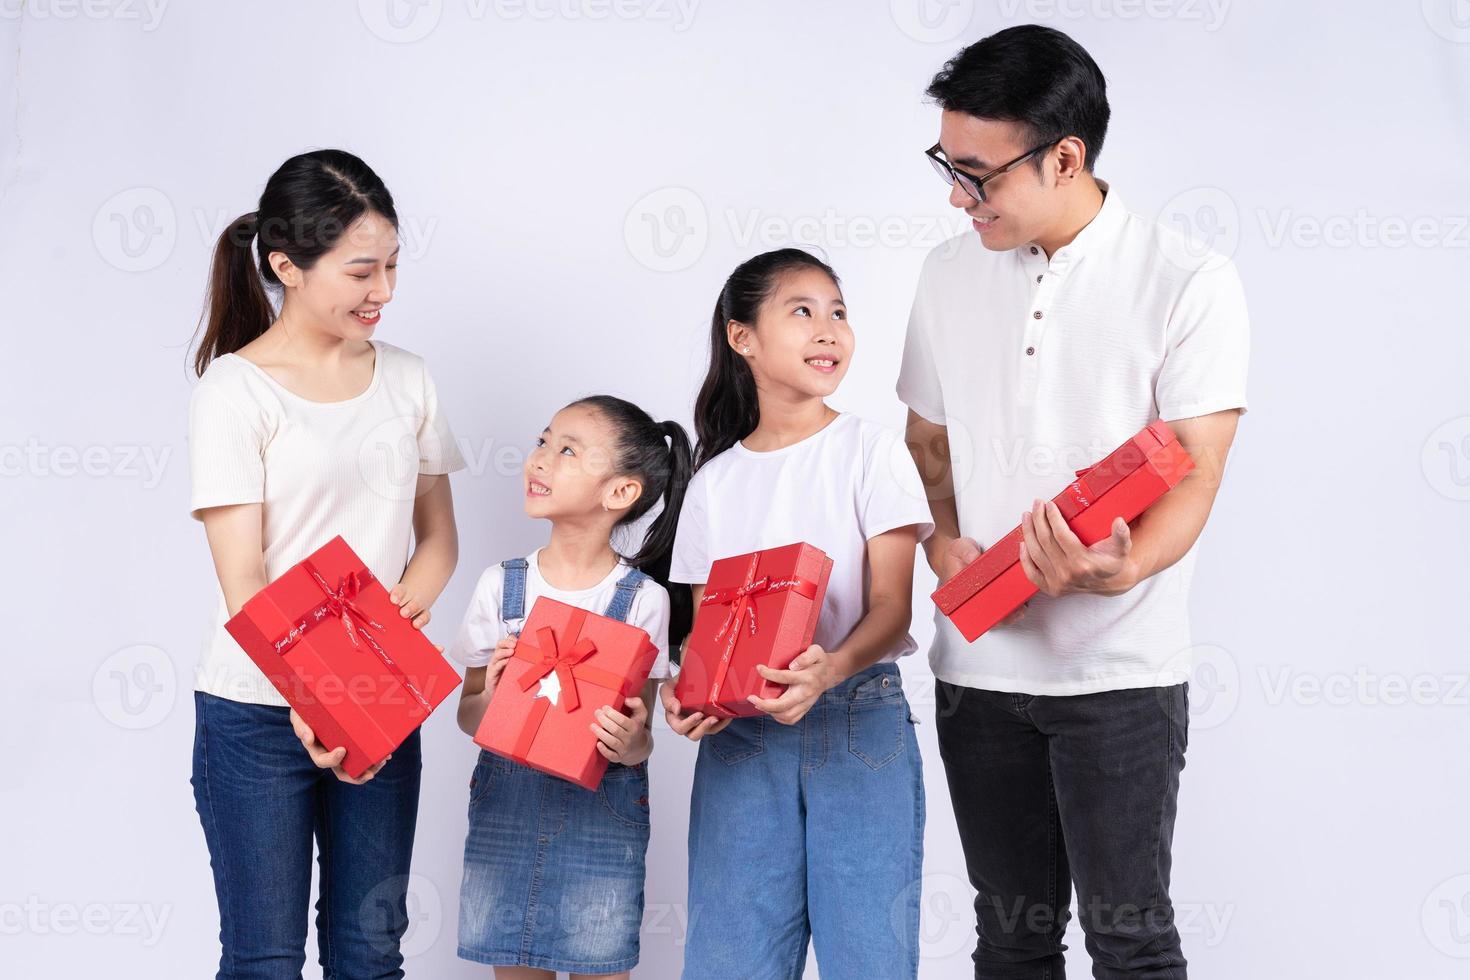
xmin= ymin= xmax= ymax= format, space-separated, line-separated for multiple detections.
xmin=629 ymin=581 xmax=673 ymax=680
xmin=418 ymin=360 xmax=466 ymax=475
xmin=188 ymin=380 xmax=266 ymax=521
xmin=668 ymin=469 xmax=710 ymax=585
xmin=1155 ymin=261 xmax=1250 ymax=421
xmin=447 ymin=567 xmax=505 ymax=668
xmin=859 ymin=425 xmax=935 ymax=543
xmin=895 ymin=256 xmax=946 ymax=425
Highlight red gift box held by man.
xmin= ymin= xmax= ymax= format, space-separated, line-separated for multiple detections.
xmin=932 ymin=420 xmax=1195 ymax=642
xmin=225 ymin=535 xmax=462 ymax=778
xmin=475 ymin=596 xmax=659 ymax=790
xmin=673 ymin=541 xmax=833 ymax=718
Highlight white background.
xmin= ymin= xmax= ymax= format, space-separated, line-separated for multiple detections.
xmin=3 ymin=1 xmax=1469 ymax=977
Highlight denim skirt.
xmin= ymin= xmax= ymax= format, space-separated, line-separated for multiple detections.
xmin=457 ymin=749 xmax=651 ymax=973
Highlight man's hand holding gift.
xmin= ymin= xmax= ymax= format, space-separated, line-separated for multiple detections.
xmin=1018 ymin=499 xmax=1138 ymax=598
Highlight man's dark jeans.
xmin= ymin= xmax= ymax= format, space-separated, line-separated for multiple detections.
xmin=936 ymin=681 xmax=1190 ymax=979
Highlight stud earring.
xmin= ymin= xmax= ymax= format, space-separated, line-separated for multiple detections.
xmin=741 ymin=346 xmax=752 ymax=354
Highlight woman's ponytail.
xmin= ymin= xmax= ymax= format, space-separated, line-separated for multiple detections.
xmin=193 ymin=212 xmax=273 ymax=376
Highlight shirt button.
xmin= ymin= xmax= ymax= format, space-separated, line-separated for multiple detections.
xmin=1025 ymin=346 xmax=1035 ymax=356
xmin=1029 ymin=246 xmax=1039 ymax=255
xmin=1033 ymin=310 xmax=1043 ymax=319
xmin=1036 ymin=274 xmax=1043 ymax=283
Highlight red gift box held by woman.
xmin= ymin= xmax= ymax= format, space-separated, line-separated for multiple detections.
xmin=932 ymin=421 xmax=1195 ymax=643
xmin=225 ymin=535 xmax=463 ymax=778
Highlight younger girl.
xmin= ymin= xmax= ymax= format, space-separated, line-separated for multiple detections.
xmin=661 ymin=249 xmax=935 ymax=979
xmin=449 ymin=395 xmax=692 ymax=980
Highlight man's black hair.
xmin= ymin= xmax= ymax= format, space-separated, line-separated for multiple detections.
xmin=927 ymin=25 xmax=1110 ymax=172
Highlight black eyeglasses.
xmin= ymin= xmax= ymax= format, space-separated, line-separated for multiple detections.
xmin=925 ymin=140 xmax=1058 ymax=203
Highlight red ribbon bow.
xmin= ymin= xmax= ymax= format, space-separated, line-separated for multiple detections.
xmin=273 ymin=560 xmax=431 ymax=714
xmin=516 ymin=623 xmax=599 ymax=713
xmin=697 ymin=552 xmax=819 ymax=713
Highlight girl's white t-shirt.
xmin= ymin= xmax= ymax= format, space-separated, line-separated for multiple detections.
xmin=669 ymin=412 xmax=934 ymax=663
xmin=447 ymin=549 xmax=673 ymax=681
xmin=187 ymin=340 xmax=466 ymax=706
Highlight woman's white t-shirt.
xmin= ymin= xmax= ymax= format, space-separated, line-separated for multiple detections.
xmin=669 ymin=412 xmax=934 ymax=663
xmin=447 ymin=549 xmax=673 ymax=681
xmin=187 ymin=340 xmax=466 ymax=706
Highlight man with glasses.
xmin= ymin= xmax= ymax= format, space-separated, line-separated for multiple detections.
xmin=899 ymin=25 xmax=1249 ymax=980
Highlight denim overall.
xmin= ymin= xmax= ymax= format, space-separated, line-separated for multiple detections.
xmin=457 ymin=558 xmax=653 ymax=974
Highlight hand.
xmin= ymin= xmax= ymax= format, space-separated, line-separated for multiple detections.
xmin=388 ymin=582 xmax=431 ymax=630
xmin=1019 ymin=498 xmax=1135 ymax=598
xmin=940 ymin=535 xmax=1029 ymax=626
xmin=937 ymin=534 xmax=984 ymax=585
xmin=659 ymin=678 xmax=732 ymax=741
xmin=748 ymin=644 xmax=837 ymax=726
xmin=484 ymin=637 xmax=518 ymax=699
xmin=288 ymin=708 xmax=388 ymax=784
xmin=591 ymin=696 xmax=652 ymax=765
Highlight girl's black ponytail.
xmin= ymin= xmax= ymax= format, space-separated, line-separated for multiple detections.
xmin=692 ymin=248 xmax=840 ymax=469
xmin=570 ymin=396 xmax=695 ymax=654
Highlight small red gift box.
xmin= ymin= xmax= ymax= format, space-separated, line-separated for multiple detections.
xmin=225 ymin=535 xmax=462 ymax=778
xmin=674 ymin=541 xmax=833 ymax=719
xmin=932 ymin=420 xmax=1195 ymax=642
xmin=475 ymin=597 xmax=659 ymax=791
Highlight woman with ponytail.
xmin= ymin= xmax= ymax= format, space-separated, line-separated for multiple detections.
xmin=446 ymin=394 xmax=690 ymax=979
xmin=187 ymin=149 xmax=464 ymax=978
xmin=662 ymin=248 xmax=936 ymax=978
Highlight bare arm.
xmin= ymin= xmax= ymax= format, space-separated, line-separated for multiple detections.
xmin=750 ymin=525 xmax=921 ymax=724
xmin=389 ymin=473 xmax=459 ymax=627
xmin=904 ymin=410 xmax=963 ymax=579
xmin=1019 ymin=409 xmax=1242 ymax=597
xmin=820 ymin=527 xmax=918 ymax=681
xmin=199 ymin=502 xmax=268 ymax=617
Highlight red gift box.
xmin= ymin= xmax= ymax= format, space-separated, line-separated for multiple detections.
xmin=475 ymin=597 xmax=659 ymax=791
xmin=225 ymin=535 xmax=462 ymax=778
xmin=932 ymin=420 xmax=1195 ymax=642
xmin=674 ymin=542 xmax=833 ymax=719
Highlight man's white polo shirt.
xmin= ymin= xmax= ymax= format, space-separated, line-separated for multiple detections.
xmin=897 ymin=181 xmax=1249 ymax=696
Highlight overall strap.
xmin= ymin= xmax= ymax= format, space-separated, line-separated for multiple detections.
xmin=601 ymin=567 xmax=650 ymax=624
xmin=499 ymin=558 xmax=530 ymax=629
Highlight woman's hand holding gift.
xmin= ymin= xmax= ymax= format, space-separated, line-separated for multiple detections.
xmin=289 ymin=708 xmax=388 ymax=784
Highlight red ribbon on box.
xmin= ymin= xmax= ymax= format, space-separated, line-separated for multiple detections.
xmin=509 ymin=607 xmax=635 ymax=759
xmin=697 ymin=551 xmax=819 ymax=711
xmin=269 ymin=559 xmax=431 ymax=713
